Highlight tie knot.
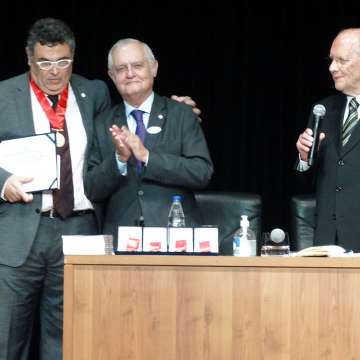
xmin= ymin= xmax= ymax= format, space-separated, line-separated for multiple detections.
xmin=131 ymin=109 xmax=145 ymax=124
xmin=48 ymin=94 xmax=59 ymax=109
xmin=350 ymin=97 xmax=359 ymax=110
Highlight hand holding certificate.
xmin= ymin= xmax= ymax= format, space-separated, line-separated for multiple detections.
xmin=0 ymin=132 xmax=59 ymax=193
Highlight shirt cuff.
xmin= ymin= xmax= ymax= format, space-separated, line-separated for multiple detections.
xmin=298 ymin=155 xmax=310 ymax=172
xmin=1 ymin=178 xmax=9 ymax=201
xmin=115 ymin=153 xmax=128 ymax=176
xmin=144 ymin=152 xmax=149 ymax=166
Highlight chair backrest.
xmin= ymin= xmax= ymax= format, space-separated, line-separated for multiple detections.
xmin=195 ymin=191 xmax=262 ymax=255
xmin=290 ymin=194 xmax=316 ymax=250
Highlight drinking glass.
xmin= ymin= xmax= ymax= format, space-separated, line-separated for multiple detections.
xmin=261 ymin=230 xmax=290 ymax=256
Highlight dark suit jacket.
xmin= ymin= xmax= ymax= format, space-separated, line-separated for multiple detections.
xmin=0 ymin=72 xmax=111 ymax=267
xmin=300 ymin=93 xmax=360 ymax=251
xmin=85 ymin=94 xmax=213 ymax=241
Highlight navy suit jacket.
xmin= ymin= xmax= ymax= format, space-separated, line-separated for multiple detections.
xmin=85 ymin=94 xmax=214 ymax=242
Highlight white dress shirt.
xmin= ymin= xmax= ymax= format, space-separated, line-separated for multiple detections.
xmin=116 ymin=92 xmax=154 ymax=175
xmin=31 ymin=84 xmax=93 ymax=211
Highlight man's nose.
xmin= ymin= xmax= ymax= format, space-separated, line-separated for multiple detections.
xmin=126 ymin=65 xmax=135 ymax=77
xmin=329 ymin=60 xmax=338 ymax=73
xmin=50 ymin=65 xmax=60 ymax=75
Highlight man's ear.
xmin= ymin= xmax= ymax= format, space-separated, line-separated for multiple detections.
xmin=25 ymin=47 xmax=31 ymax=66
xmin=108 ymin=69 xmax=115 ymax=82
xmin=151 ymin=60 xmax=158 ymax=78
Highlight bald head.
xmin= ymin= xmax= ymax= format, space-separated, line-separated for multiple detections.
xmin=334 ymin=28 xmax=360 ymax=55
xmin=329 ymin=28 xmax=360 ymax=96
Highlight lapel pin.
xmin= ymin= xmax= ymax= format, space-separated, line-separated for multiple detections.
xmin=158 ymin=114 xmax=164 ymax=119
xmin=147 ymin=126 xmax=162 ymax=134
xmin=81 ymin=92 xmax=86 ymax=98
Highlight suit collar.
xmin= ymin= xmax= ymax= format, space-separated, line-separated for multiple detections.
xmin=114 ymin=102 xmax=128 ymax=128
xmin=339 ymin=94 xmax=360 ymax=155
xmin=13 ymin=73 xmax=35 ymax=136
xmin=148 ymin=93 xmax=167 ymax=128
xmin=144 ymin=93 xmax=167 ymax=149
xmin=69 ymin=75 xmax=92 ymax=139
xmin=331 ymin=94 xmax=346 ymax=153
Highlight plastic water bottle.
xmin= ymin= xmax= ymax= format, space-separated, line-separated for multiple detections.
xmin=233 ymin=215 xmax=257 ymax=256
xmin=167 ymin=195 xmax=186 ymax=227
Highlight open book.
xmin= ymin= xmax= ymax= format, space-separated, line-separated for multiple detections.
xmin=295 ymin=245 xmax=348 ymax=257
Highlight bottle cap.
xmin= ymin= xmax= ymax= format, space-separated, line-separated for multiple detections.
xmin=172 ymin=195 xmax=182 ymax=202
xmin=240 ymin=215 xmax=249 ymax=228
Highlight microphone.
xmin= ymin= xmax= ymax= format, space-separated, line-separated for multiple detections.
xmin=308 ymin=104 xmax=326 ymax=166
xmin=270 ymin=228 xmax=286 ymax=244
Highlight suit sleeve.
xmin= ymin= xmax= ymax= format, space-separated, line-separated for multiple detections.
xmin=94 ymin=80 xmax=112 ymax=115
xmin=85 ymin=113 xmax=127 ymax=202
xmin=144 ymin=105 xmax=213 ymax=189
xmin=0 ymin=168 xmax=12 ymax=203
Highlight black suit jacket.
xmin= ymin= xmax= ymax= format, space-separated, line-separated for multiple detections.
xmin=0 ymin=72 xmax=111 ymax=267
xmin=85 ymin=94 xmax=214 ymax=241
xmin=301 ymin=93 xmax=360 ymax=251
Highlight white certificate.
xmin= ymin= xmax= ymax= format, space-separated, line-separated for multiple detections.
xmin=0 ymin=132 xmax=59 ymax=192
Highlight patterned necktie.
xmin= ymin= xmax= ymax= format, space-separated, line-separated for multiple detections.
xmin=48 ymin=95 xmax=59 ymax=110
xmin=342 ymin=97 xmax=359 ymax=146
xmin=49 ymin=95 xmax=75 ymax=218
xmin=131 ymin=109 xmax=146 ymax=172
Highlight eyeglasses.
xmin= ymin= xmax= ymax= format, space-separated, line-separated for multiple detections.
xmin=35 ymin=59 xmax=73 ymax=70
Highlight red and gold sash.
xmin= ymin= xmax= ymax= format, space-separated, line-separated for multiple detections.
xmin=29 ymin=76 xmax=69 ymax=130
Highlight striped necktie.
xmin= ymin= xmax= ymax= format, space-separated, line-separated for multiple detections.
xmin=342 ymin=97 xmax=359 ymax=146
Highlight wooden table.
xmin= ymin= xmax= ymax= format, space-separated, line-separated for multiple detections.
xmin=63 ymin=255 xmax=360 ymax=360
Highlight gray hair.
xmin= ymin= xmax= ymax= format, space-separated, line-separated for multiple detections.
xmin=108 ymin=38 xmax=156 ymax=69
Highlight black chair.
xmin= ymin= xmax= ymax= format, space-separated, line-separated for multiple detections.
xmin=290 ymin=194 xmax=316 ymax=251
xmin=195 ymin=191 xmax=262 ymax=255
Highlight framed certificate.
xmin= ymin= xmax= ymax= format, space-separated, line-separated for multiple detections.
xmin=0 ymin=132 xmax=59 ymax=192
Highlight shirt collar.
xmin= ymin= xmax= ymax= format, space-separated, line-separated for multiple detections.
xmin=124 ymin=92 xmax=154 ymax=118
xmin=346 ymin=95 xmax=360 ymax=105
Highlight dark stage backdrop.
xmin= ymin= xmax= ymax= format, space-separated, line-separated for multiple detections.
xmin=2 ymin=1 xmax=360 ymax=234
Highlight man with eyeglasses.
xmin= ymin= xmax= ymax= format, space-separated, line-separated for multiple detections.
xmin=0 ymin=17 xmax=112 ymax=360
xmin=296 ymin=28 xmax=360 ymax=252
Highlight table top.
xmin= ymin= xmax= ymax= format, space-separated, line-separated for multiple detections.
xmin=64 ymin=254 xmax=360 ymax=269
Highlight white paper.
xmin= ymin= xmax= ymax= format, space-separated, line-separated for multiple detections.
xmin=143 ymin=227 xmax=167 ymax=252
xmin=168 ymin=227 xmax=193 ymax=252
xmin=0 ymin=132 xmax=58 ymax=192
xmin=62 ymin=235 xmax=114 ymax=255
xmin=194 ymin=227 xmax=219 ymax=253
xmin=294 ymin=245 xmax=347 ymax=257
xmin=117 ymin=226 xmax=143 ymax=251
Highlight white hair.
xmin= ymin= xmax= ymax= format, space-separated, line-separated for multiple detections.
xmin=107 ymin=38 xmax=156 ymax=69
